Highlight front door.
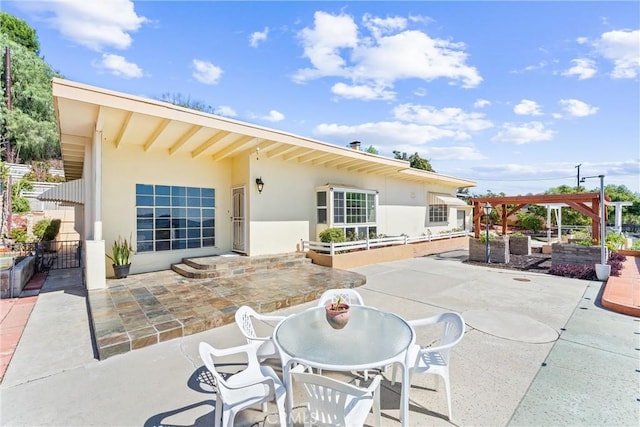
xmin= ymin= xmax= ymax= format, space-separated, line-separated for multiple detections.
xmin=232 ymin=186 xmax=246 ymax=253
xmin=457 ymin=210 xmax=466 ymax=230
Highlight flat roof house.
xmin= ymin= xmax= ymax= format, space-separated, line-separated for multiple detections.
xmin=44 ymin=78 xmax=475 ymax=289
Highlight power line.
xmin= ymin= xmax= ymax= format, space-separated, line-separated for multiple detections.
xmin=473 ymin=175 xmax=575 ymax=182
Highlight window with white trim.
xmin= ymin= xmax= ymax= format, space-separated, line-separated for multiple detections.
xmin=317 ymin=186 xmax=378 ymax=239
xmin=429 ymin=204 xmax=448 ymax=223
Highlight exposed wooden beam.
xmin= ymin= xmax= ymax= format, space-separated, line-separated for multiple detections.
xmin=143 ymin=119 xmax=170 ymax=152
xmin=191 ymin=130 xmax=230 ymax=158
xmin=211 ymin=135 xmax=255 ymax=161
xmin=266 ymin=144 xmax=297 ymax=158
xmin=298 ymin=151 xmax=332 ymax=164
xmin=168 ymin=125 xmax=202 ymax=155
xmin=282 ymin=147 xmax=310 ymax=161
xmin=114 ymin=111 xmax=133 ymax=149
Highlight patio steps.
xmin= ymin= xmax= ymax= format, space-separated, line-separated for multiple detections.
xmin=171 ymin=251 xmax=312 ymax=279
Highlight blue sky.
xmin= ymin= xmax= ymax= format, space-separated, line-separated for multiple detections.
xmin=5 ymin=0 xmax=639 ymax=195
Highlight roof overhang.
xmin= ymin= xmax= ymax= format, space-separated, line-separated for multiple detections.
xmin=52 ymin=78 xmax=476 ymax=189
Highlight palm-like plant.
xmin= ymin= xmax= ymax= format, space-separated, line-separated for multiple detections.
xmin=106 ymin=235 xmax=134 ymax=266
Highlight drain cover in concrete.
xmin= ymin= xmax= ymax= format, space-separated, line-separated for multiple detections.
xmin=463 ymin=310 xmax=558 ymax=343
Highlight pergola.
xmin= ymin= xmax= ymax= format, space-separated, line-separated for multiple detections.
xmin=471 ymin=192 xmax=611 ymax=243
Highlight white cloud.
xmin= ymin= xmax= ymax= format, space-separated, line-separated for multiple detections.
xmin=514 ymin=99 xmax=543 ymax=116
xmin=315 ymin=121 xmax=463 ymax=148
xmin=213 ymin=106 xmax=237 ymax=117
xmin=192 ymin=59 xmax=223 ymax=85
xmin=16 ymin=0 xmax=147 ymax=51
xmin=594 ymin=29 xmax=640 ymax=79
xmin=491 ymin=121 xmax=555 ymax=145
xmin=331 ymin=83 xmax=395 ymax=101
xmin=562 ymin=58 xmax=597 ymax=80
xmin=93 ymin=54 xmax=143 ymax=78
xmin=420 ymin=145 xmax=486 ymax=161
xmin=250 ymin=27 xmax=269 ymax=48
xmin=558 ymin=99 xmax=598 ymax=117
xmin=392 ymin=104 xmax=493 ymax=132
xmin=262 ymin=110 xmax=285 ymax=122
xmin=294 ymin=11 xmax=482 ymax=100
xmin=474 ymin=99 xmax=491 ymax=108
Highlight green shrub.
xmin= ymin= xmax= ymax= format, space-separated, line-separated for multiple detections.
xmin=511 ymin=232 xmax=526 ymax=237
xmin=479 ymin=232 xmax=500 ymax=243
xmin=517 ymin=212 xmax=544 ymax=233
xmin=9 ymin=228 xmax=28 ymax=243
xmin=32 ymin=219 xmax=51 ymax=240
xmin=632 ymin=240 xmax=640 ymax=251
xmin=319 ymin=228 xmax=346 ymax=243
xmin=605 ymin=233 xmax=626 ymax=252
xmin=32 ymin=218 xmax=61 ymax=241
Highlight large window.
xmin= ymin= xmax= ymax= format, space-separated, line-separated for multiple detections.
xmin=317 ymin=186 xmax=378 ymax=239
xmin=136 ymin=184 xmax=215 ymax=253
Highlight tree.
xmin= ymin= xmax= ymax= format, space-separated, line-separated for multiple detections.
xmin=157 ymin=92 xmax=215 ymax=113
xmin=392 ymin=151 xmax=435 ymax=172
xmin=1 ymin=31 xmax=61 ymax=161
xmin=0 ymin=12 xmax=39 ymax=54
xmin=364 ymin=145 xmax=378 ymax=155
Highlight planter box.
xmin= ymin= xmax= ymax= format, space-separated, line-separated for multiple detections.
xmin=551 ymin=243 xmax=603 ymax=267
xmin=307 ymin=236 xmax=469 ymax=269
xmin=468 ymin=237 xmax=510 ymax=264
xmin=0 ymin=256 xmax=36 ymax=299
xmin=509 ymin=236 xmax=531 ymax=255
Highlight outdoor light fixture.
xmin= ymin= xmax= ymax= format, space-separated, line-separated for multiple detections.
xmin=255 ymin=177 xmax=264 ymax=194
xmin=483 ymin=202 xmax=493 ymax=263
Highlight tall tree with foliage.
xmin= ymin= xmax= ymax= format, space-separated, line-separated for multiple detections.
xmin=392 ymin=151 xmax=435 ymax=172
xmin=1 ymin=30 xmax=61 ymax=161
xmin=364 ymin=145 xmax=378 ymax=155
xmin=0 ymin=12 xmax=39 ymax=54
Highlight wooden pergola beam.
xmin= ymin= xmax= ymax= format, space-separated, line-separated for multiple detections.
xmin=470 ymin=192 xmax=610 ymax=242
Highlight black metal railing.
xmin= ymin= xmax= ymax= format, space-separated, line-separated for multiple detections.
xmin=34 ymin=240 xmax=82 ymax=271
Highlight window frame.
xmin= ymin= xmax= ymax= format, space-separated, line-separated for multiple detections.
xmin=136 ymin=183 xmax=216 ymax=253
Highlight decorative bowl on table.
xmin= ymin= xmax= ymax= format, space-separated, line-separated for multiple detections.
xmin=325 ymin=303 xmax=350 ymax=329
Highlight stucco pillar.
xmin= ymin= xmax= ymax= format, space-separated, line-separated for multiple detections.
xmin=85 ymin=240 xmax=106 ymax=289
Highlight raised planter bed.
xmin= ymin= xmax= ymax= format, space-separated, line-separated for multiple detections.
xmin=509 ymin=235 xmax=531 ymax=255
xmin=307 ymin=236 xmax=469 ymax=269
xmin=468 ymin=237 xmax=510 ymax=264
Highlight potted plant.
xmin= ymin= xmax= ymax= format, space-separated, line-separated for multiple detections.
xmin=325 ymin=295 xmax=350 ymax=329
xmin=106 ymin=234 xmax=134 ymax=279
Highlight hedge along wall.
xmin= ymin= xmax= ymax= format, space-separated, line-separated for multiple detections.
xmin=468 ymin=237 xmax=510 ymax=264
xmin=551 ymin=243 xmax=603 ymax=267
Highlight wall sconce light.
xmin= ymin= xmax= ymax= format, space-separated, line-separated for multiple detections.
xmin=255 ymin=177 xmax=264 ymax=194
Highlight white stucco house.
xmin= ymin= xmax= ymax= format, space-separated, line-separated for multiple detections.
xmin=41 ymin=78 xmax=475 ymax=289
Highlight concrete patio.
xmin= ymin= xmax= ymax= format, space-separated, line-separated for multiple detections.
xmin=0 ymin=252 xmax=638 ymax=426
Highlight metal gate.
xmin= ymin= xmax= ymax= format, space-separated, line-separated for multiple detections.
xmin=36 ymin=240 xmax=82 ymax=271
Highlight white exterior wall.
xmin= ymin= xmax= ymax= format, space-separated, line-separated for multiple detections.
xmin=102 ymin=143 xmax=233 ymax=275
xmin=248 ymin=156 xmax=462 ymax=252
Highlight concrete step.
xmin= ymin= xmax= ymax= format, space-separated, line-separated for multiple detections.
xmin=171 ymin=252 xmax=311 ymax=279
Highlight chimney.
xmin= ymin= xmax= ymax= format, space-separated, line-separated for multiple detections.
xmin=349 ymin=141 xmax=361 ymax=151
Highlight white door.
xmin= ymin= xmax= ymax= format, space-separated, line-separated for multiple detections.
xmin=232 ymin=186 xmax=246 ymax=253
xmin=457 ymin=210 xmax=465 ymax=230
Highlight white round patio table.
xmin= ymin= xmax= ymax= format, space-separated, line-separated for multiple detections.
xmin=274 ymin=305 xmax=415 ymax=426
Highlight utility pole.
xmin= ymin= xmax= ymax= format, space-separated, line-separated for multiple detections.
xmin=575 ymin=164 xmax=582 ymax=189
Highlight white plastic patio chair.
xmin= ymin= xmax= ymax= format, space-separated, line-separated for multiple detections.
xmin=199 ymin=341 xmax=286 ymax=427
xmin=291 ymin=370 xmax=382 ymax=427
xmin=316 ymin=288 xmax=365 ymax=308
xmin=392 ymin=311 xmax=465 ymax=421
xmin=235 ymin=305 xmax=286 ymax=363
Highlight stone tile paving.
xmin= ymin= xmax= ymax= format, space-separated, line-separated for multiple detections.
xmin=89 ymin=264 xmax=366 ymax=360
